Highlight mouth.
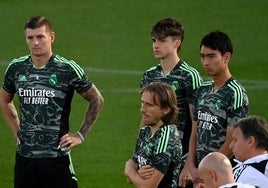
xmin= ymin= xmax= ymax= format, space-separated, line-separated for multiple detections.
xmin=204 ymin=68 xmax=212 ymax=72
xmin=142 ymin=114 xmax=150 ymax=121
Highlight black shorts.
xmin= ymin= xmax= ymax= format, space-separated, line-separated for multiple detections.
xmin=14 ymin=152 xmax=78 ymax=188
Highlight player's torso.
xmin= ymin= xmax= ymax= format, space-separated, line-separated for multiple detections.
xmin=195 ymin=82 xmax=235 ymax=162
xmin=141 ymin=63 xmax=201 ymax=131
xmin=8 ymin=56 xmax=76 ymax=158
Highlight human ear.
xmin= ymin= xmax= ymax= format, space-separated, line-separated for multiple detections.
xmin=248 ymin=136 xmax=256 ymax=148
xmin=209 ymin=170 xmax=217 ymax=182
xmin=175 ymin=39 xmax=181 ymax=48
xmin=223 ymin=52 xmax=231 ymax=64
xmin=51 ymin=32 xmax=55 ymax=43
xmin=163 ymin=107 xmax=171 ymax=115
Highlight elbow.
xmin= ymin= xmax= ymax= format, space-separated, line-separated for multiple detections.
xmin=99 ymin=94 xmax=104 ymax=108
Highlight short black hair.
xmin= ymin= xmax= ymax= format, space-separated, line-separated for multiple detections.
xmin=200 ymin=30 xmax=233 ymax=56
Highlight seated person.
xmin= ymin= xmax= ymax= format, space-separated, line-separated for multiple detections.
xmin=197 ymin=152 xmax=258 ymax=188
xmin=230 ymin=115 xmax=268 ymax=188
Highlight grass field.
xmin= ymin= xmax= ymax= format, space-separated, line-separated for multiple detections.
xmin=0 ymin=0 xmax=267 ymax=187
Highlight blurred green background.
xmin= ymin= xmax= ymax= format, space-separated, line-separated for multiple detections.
xmin=0 ymin=0 xmax=267 ymax=187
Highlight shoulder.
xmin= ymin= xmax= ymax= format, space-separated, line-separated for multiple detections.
xmin=53 ymin=55 xmax=85 ymax=77
xmin=11 ymin=55 xmax=30 ymax=63
xmin=179 ymin=61 xmax=201 ymax=76
xmin=144 ymin=64 xmax=160 ymax=73
xmin=53 ymin=54 xmax=80 ymax=66
xmin=159 ymin=124 xmax=181 ymax=142
xmin=6 ymin=55 xmax=30 ymax=71
xmin=175 ymin=61 xmax=203 ymax=89
xmin=179 ymin=61 xmax=199 ymax=72
xmin=226 ymin=78 xmax=246 ymax=92
xmin=198 ymin=81 xmax=213 ymax=90
xmin=244 ymin=154 xmax=268 ymax=164
xmin=244 ymin=154 xmax=268 ymax=174
xmin=201 ymin=80 xmax=213 ymax=86
xmin=225 ymin=78 xmax=249 ymax=108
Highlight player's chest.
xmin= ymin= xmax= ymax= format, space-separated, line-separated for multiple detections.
xmin=197 ymin=89 xmax=232 ymax=111
xmin=14 ymin=68 xmax=70 ymax=91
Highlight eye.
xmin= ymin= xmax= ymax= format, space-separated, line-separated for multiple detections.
xmin=208 ymin=54 xmax=215 ymax=58
xmin=37 ymin=35 xmax=44 ymax=39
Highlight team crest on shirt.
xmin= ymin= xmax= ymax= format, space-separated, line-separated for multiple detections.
xmin=214 ymin=100 xmax=221 ymax=110
xmin=172 ymin=81 xmax=179 ymax=91
xmin=144 ymin=142 xmax=154 ymax=155
xmin=49 ymin=74 xmax=57 ymax=85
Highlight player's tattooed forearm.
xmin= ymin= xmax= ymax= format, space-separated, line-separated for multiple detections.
xmin=80 ymin=87 xmax=104 ymax=137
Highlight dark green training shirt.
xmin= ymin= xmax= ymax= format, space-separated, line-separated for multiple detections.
xmin=132 ymin=124 xmax=182 ymax=188
xmin=3 ymin=54 xmax=92 ymax=158
xmin=141 ymin=60 xmax=203 ymax=155
xmin=193 ymin=78 xmax=249 ymax=164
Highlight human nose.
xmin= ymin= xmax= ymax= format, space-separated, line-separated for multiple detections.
xmin=34 ymin=39 xmax=39 ymax=45
xmin=140 ymin=103 xmax=146 ymax=113
xmin=140 ymin=105 xmax=144 ymax=113
xmin=153 ymin=41 xmax=159 ymax=48
xmin=31 ymin=37 xmax=39 ymax=45
xmin=201 ymin=56 xmax=208 ymax=65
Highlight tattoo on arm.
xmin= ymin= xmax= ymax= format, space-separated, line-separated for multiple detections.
xmin=79 ymin=85 xmax=104 ymax=137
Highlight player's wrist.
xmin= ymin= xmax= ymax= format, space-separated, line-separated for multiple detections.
xmin=77 ymin=131 xmax=85 ymax=142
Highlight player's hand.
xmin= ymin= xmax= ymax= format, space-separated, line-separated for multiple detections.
xmin=124 ymin=159 xmax=138 ymax=184
xmin=59 ymin=133 xmax=82 ymax=150
xmin=138 ymin=165 xmax=155 ymax=179
xmin=178 ymin=166 xmax=192 ymax=187
xmin=196 ymin=183 xmax=205 ymax=188
xmin=189 ymin=166 xmax=203 ymax=185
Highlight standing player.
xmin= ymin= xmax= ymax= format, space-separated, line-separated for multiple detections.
xmin=141 ymin=17 xmax=203 ymax=160
xmin=125 ymin=82 xmax=182 ymax=187
xmin=0 ymin=16 xmax=104 ymax=188
xmin=179 ymin=31 xmax=249 ymax=187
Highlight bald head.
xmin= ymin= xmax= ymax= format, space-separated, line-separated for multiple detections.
xmin=198 ymin=152 xmax=235 ymax=188
xmin=199 ymin=152 xmax=232 ymax=174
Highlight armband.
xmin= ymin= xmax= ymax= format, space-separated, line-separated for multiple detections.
xmin=77 ymin=131 xmax=85 ymax=142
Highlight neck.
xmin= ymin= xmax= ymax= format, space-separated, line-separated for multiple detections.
xmin=212 ymin=70 xmax=232 ymax=91
xmin=31 ymin=52 xmax=52 ymax=68
xmin=160 ymin=55 xmax=180 ymax=75
xmin=150 ymin=121 xmax=164 ymax=136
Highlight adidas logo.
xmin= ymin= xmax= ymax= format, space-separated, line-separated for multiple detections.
xmin=199 ymin=99 xmax=205 ymax=105
xmin=19 ymin=75 xmax=27 ymax=82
